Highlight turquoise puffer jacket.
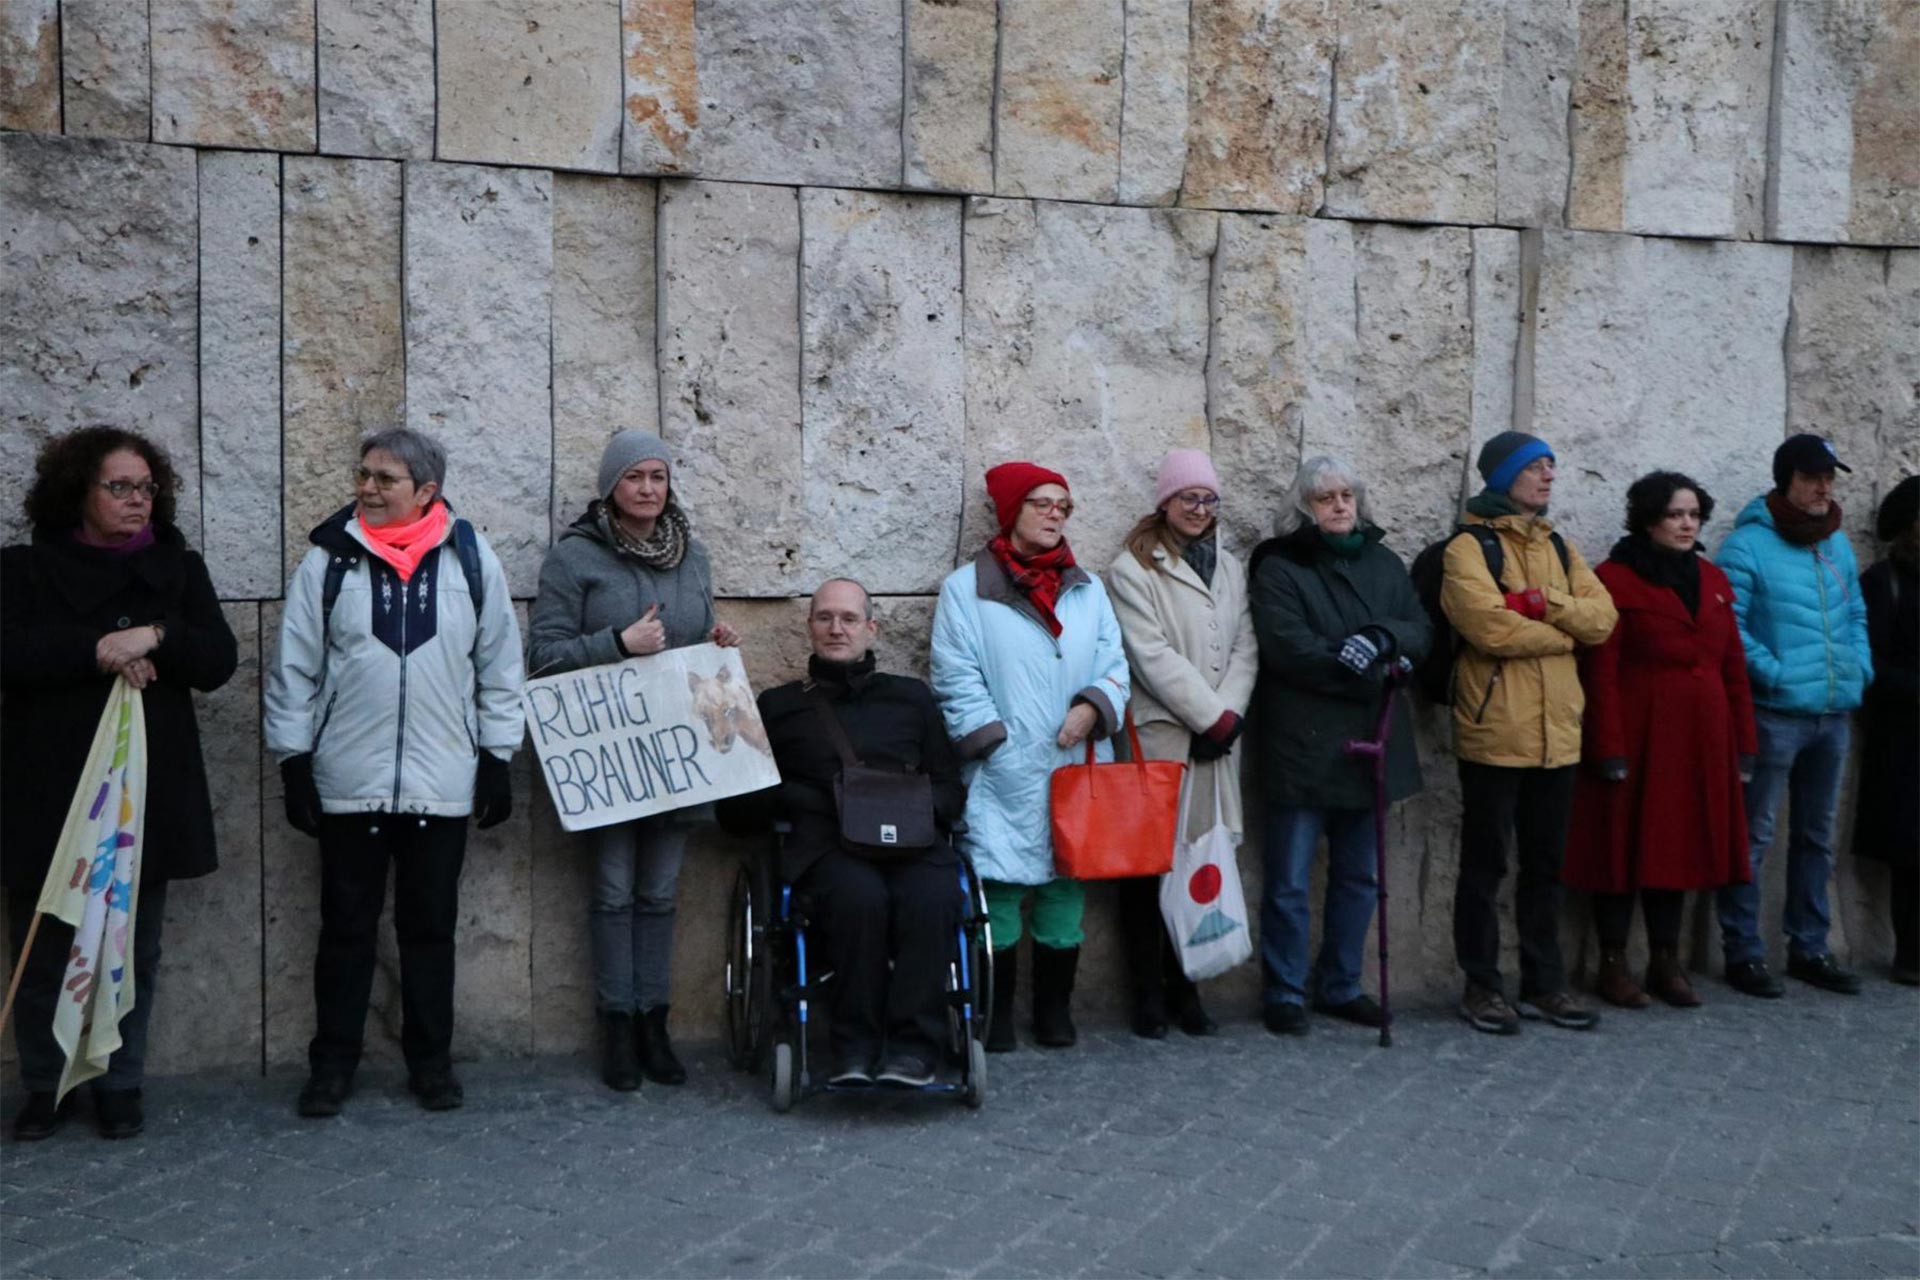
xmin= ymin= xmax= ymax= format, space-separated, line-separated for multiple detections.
xmin=1716 ymin=495 xmax=1873 ymax=716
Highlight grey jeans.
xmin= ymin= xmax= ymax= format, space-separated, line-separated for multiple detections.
xmin=591 ymin=815 xmax=691 ymax=1012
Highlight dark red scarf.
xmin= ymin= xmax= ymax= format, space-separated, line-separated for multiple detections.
xmin=1767 ymin=492 xmax=1842 ymax=547
xmin=988 ymin=534 xmax=1075 ymax=637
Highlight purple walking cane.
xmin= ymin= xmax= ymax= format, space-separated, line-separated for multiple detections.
xmin=1343 ymin=660 xmax=1411 ymax=1048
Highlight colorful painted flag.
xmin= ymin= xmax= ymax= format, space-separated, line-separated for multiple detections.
xmin=34 ymin=677 xmax=147 ymax=1100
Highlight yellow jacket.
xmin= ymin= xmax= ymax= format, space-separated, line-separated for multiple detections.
xmin=1440 ymin=512 xmax=1618 ymax=768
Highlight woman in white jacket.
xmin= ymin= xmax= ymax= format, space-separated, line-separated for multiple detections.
xmin=1105 ymin=450 xmax=1258 ymax=1037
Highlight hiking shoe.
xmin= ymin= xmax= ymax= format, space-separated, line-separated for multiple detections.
xmin=408 ymin=1068 xmax=464 ymax=1112
xmin=1262 ymin=1003 xmax=1309 ymax=1037
xmin=93 ymin=1089 xmax=144 ymax=1140
xmin=11 ymin=1092 xmax=67 ymax=1141
xmin=1518 ymin=990 xmax=1599 ymax=1030
xmin=1459 ymin=985 xmax=1521 ymax=1035
xmin=1312 ymin=995 xmax=1384 ymax=1028
xmin=1725 ymin=959 xmax=1785 ymax=998
xmin=875 ymin=1055 xmax=936 ymax=1088
xmin=296 ymin=1072 xmax=352 ymax=1119
xmin=1786 ymin=952 xmax=1861 ymax=995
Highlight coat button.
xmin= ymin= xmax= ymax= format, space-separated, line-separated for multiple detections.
xmin=117 ymin=616 xmax=130 ymax=627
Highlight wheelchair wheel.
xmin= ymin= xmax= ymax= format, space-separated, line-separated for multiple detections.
xmin=724 ymin=863 xmax=759 ymax=1069
xmin=962 ymin=1036 xmax=986 ymax=1109
xmin=769 ymin=1041 xmax=795 ymax=1113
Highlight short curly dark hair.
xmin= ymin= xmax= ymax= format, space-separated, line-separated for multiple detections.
xmin=1623 ymin=470 xmax=1715 ymax=536
xmin=24 ymin=427 xmax=180 ymax=535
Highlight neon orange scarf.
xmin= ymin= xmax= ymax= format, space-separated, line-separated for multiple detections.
xmin=355 ymin=501 xmax=449 ymax=583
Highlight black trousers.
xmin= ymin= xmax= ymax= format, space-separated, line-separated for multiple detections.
xmin=794 ymin=848 xmax=962 ymax=1068
xmin=310 ymin=814 xmax=466 ymax=1076
xmin=1591 ymin=888 xmax=1686 ymax=950
xmin=1455 ymin=761 xmax=1576 ymax=998
xmin=1116 ymin=874 xmax=1198 ymax=1016
xmin=6 ymin=879 xmax=167 ymax=1093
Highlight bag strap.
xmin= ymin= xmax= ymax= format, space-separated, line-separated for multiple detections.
xmin=1081 ymin=704 xmax=1148 ymax=765
xmin=806 ymin=687 xmax=863 ymax=769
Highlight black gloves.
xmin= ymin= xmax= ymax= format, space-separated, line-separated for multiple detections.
xmin=281 ymin=754 xmax=322 ymax=837
xmin=474 ymin=753 xmax=514 ymax=830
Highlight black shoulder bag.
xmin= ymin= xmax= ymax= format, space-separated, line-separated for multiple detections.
xmin=807 ymin=690 xmax=937 ymax=859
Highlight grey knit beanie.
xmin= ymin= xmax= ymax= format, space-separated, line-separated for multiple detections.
xmin=597 ymin=430 xmax=672 ymax=500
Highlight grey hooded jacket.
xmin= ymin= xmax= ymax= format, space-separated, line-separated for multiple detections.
xmin=527 ymin=505 xmax=716 ymax=678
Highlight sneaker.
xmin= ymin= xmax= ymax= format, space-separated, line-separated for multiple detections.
xmin=1786 ymin=952 xmax=1862 ymax=995
xmin=1518 ymin=990 xmax=1599 ymax=1030
xmin=1312 ymin=995 xmax=1384 ymax=1028
xmin=407 ymin=1068 xmax=464 ymax=1112
xmin=1262 ymin=1003 xmax=1309 ymax=1037
xmin=1458 ymin=985 xmax=1521 ymax=1036
xmin=875 ymin=1055 xmax=936 ymax=1088
xmin=11 ymin=1091 xmax=67 ymax=1141
xmin=296 ymin=1072 xmax=352 ymax=1119
xmin=93 ymin=1089 xmax=144 ymax=1140
xmin=1725 ymin=959 xmax=1785 ymax=998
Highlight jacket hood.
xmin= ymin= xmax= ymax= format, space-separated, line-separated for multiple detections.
xmin=561 ymin=502 xmax=611 ymax=546
xmin=1734 ymin=493 xmax=1776 ymax=530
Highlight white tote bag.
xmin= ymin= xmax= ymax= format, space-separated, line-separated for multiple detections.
xmin=1159 ymin=768 xmax=1253 ymax=981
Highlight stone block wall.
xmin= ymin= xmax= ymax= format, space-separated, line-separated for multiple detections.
xmin=1 ymin=1 xmax=1915 ymax=1077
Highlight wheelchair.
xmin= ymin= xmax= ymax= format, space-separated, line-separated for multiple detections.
xmin=723 ymin=822 xmax=993 ymax=1111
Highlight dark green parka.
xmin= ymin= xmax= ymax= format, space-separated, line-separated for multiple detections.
xmin=1248 ymin=525 xmax=1430 ymax=810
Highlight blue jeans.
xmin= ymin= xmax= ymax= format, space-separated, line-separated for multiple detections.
xmin=1717 ymin=709 xmax=1849 ymax=965
xmin=1260 ymin=806 xmax=1378 ymax=1009
xmin=591 ymin=815 xmax=690 ymax=1012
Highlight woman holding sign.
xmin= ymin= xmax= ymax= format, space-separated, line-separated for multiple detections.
xmin=530 ymin=431 xmax=739 ymax=1092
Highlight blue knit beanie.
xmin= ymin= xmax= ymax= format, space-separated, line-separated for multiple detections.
xmin=1478 ymin=431 xmax=1554 ymax=494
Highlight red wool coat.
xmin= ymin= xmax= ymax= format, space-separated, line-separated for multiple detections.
xmin=1564 ymin=557 xmax=1759 ymax=894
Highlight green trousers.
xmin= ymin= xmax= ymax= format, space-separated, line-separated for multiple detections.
xmin=983 ymin=877 xmax=1085 ymax=950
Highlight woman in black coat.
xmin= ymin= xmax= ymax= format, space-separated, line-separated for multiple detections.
xmin=1855 ymin=475 xmax=1918 ymax=985
xmin=2 ymin=428 xmax=238 ymax=1141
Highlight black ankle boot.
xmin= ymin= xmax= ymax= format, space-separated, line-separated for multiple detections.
xmin=1031 ymin=944 xmax=1080 ymax=1049
xmin=638 ymin=1006 xmax=687 ymax=1085
xmin=986 ymin=948 xmax=1017 ymax=1053
xmin=601 ymin=1011 xmax=640 ymax=1091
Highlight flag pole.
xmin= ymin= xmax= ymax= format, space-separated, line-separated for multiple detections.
xmin=0 ymin=911 xmax=44 ymax=1040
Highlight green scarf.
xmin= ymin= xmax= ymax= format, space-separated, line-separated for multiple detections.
xmin=1319 ymin=529 xmax=1367 ymax=559
xmin=1466 ymin=488 xmax=1540 ymax=520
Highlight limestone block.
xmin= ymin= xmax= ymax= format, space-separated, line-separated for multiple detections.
xmin=199 ymin=153 xmax=282 ymax=600
xmin=148 ymin=604 xmax=262 ymax=1076
xmin=437 ymin=0 xmax=622 ymax=173
xmin=1769 ymin=0 xmax=1920 ymax=247
xmin=687 ymin=0 xmax=903 ymax=188
xmin=902 ymin=0 xmax=995 ymax=193
xmin=1300 ymin=222 xmax=1477 ymax=560
xmin=61 ymin=0 xmax=151 ymax=140
xmin=552 ymin=174 xmax=659 ymax=537
xmin=658 ymin=181 xmax=804 ymax=597
xmin=719 ymin=598 xmax=814 ymax=695
xmin=1497 ymin=0 xmax=1576 ymax=227
xmin=995 ymin=0 xmax=1124 ymax=203
xmin=871 ymin=596 xmax=937 ymax=684
xmin=620 ymin=0 xmax=698 ymax=174
xmin=800 ymin=189 xmax=965 ymax=596
xmin=529 ymin=782 xmax=593 ymax=1054
xmin=151 ymin=0 xmax=317 ymax=152
xmin=282 ymin=156 xmax=405 ymax=581
xmin=1207 ymin=213 xmax=1310 ymax=556
xmin=1568 ymin=0 xmax=1774 ymax=240
xmin=962 ymin=198 xmax=1215 ymax=570
xmin=317 ymin=0 xmax=436 ymax=159
xmin=404 ymin=162 xmax=555 ymax=598
xmin=1786 ymin=246 xmax=1920 ymax=547
xmin=1471 ymin=228 xmax=1525 ymax=453
xmin=1323 ymin=0 xmax=1504 ymax=226
xmin=0 ymin=135 xmax=200 ymax=550
xmin=1180 ymin=0 xmax=1334 ymax=213
xmin=1118 ymin=0 xmax=1191 ymax=207
xmin=1523 ymin=230 xmax=1792 ymax=562
xmin=0 ymin=0 xmax=58 ymax=132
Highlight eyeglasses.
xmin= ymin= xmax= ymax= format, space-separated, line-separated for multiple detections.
xmin=352 ymin=465 xmax=411 ymax=491
xmin=1172 ymin=491 xmax=1220 ymax=512
xmin=1023 ymin=497 xmax=1074 ymax=518
xmin=99 ymin=480 xmax=161 ymax=500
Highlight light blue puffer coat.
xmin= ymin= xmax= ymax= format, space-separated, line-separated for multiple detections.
xmin=931 ymin=550 xmax=1131 ymax=885
xmin=1716 ymin=495 xmax=1873 ymax=716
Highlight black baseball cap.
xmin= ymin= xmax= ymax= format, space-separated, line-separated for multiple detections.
xmin=1773 ymin=434 xmax=1850 ymax=491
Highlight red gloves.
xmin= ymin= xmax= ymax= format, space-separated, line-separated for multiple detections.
xmin=1503 ymin=588 xmax=1547 ymax=621
xmin=1205 ymin=710 xmax=1241 ymax=743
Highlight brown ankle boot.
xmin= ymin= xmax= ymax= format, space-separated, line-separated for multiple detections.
xmin=1595 ymin=949 xmax=1651 ymax=1008
xmin=1645 ymin=947 xmax=1702 ymax=1007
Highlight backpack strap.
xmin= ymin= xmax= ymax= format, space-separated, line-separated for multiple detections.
xmin=452 ymin=517 xmax=484 ymax=615
xmin=1462 ymin=525 xmax=1505 ymax=589
xmin=1549 ymin=530 xmax=1572 ymax=580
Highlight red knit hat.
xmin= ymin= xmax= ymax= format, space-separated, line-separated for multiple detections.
xmin=985 ymin=461 xmax=1069 ymax=533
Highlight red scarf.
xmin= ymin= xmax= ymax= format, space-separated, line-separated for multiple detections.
xmin=356 ymin=501 xmax=450 ymax=582
xmin=988 ymin=534 xmax=1076 ymax=637
xmin=1766 ymin=492 xmax=1842 ymax=547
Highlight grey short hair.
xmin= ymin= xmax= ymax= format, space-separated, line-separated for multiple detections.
xmin=360 ymin=428 xmax=447 ymax=491
xmin=1275 ymin=454 xmax=1372 ymax=536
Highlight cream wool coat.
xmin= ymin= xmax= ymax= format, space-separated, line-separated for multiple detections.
xmin=1105 ymin=540 xmax=1259 ymax=839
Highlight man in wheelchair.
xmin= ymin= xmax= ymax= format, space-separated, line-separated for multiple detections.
xmin=723 ymin=579 xmax=967 ymax=1087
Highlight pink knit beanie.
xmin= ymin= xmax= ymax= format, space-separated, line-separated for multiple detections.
xmin=1154 ymin=448 xmax=1221 ymax=509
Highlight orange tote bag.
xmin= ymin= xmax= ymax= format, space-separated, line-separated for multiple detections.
xmin=1049 ymin=708 xmax=1186 ymax=880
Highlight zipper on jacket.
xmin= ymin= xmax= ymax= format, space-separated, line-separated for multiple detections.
xmin=1472 ymin=668 xmax=1499 ymax=725
xmin=312 ymin=689 xmax=341 ymax=754
xmin=391 ymin=574 xmax=410 ymax=810
xmin=1815 ymin=547 xmax=1834 ymax=711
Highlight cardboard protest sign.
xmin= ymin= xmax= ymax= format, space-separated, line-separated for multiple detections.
xmin=524 ymin=643 xmax=781 ymax=832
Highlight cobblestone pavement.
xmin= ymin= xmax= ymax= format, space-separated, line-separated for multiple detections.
xmin=3 ymin=979 xmax=1915 ymax=1279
